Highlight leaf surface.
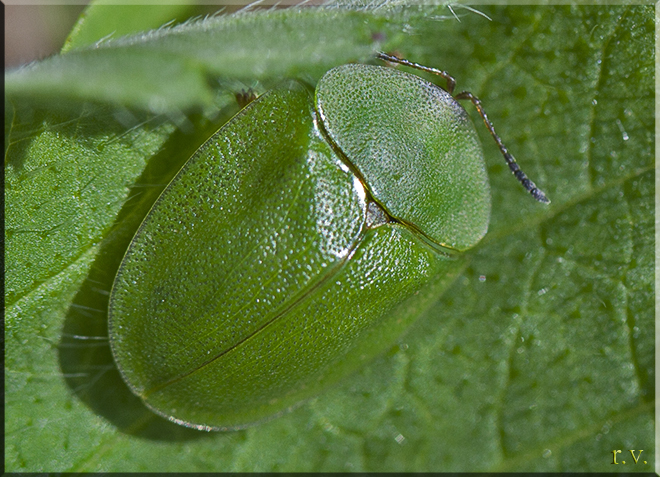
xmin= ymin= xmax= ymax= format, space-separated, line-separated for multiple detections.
xmin=5 ymin=4 xmax=654 ymax=472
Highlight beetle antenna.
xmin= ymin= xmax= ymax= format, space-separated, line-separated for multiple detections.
xmin=376 ymin=52 xmax=456 ymax=94
xmin=455 ymin=91 xmax=549 ymax=204
xmin=376 ymin=52 xmax=550 ymax=204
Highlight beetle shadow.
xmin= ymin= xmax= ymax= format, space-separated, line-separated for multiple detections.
xmin=58 ymin=104 xmax=240 ymax=441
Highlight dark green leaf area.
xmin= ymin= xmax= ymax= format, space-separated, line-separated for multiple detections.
xmin=5 ymin=104 xmax=176 ymax=306
xmin=412 ymin=174 xmax=652 ymax=472
xmin=498 ymin=175 xmax=653 ymax=472
xmin=503 ymin=5 xmax=653 ymax=195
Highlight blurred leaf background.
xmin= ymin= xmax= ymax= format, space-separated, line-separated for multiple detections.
xmin=5 ymin=1 xmax=654 ymax=472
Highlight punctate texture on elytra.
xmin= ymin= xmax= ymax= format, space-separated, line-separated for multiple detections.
xmin=109 ymin=66 xmax=491 ymax=430
xmin=316 ymin=64 xmax=490 ymax=251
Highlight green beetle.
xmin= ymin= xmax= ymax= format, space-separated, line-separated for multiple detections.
xmin=108 ymin=53 xmax=548 ymax=431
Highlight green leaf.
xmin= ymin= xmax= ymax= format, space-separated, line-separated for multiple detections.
xmin=62 ymin=1 xmax=200 ymax=53
xmin=5 ymin=4 xmax=653 ymax=472
xmin=6 ymin=7 xmax=395 ymax=113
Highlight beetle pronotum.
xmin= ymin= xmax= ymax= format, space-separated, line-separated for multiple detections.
xmin=376 ymin=52 xmax=549 ymax=204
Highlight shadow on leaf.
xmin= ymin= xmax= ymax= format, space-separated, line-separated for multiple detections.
xmin=58 ymin=102 xmax=240 ymax=441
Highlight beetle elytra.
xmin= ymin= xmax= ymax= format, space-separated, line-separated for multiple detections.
xmin=108 ymin=54 xmax=548 ymax=430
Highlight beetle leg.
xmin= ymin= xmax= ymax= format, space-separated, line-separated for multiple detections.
xmin=235 ymin=88 xmax=258 ymax=108
xmin=455 ymin=90 xmax=550 ymax=204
